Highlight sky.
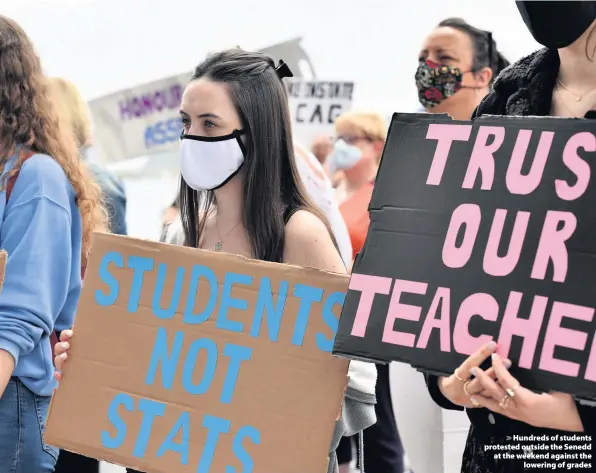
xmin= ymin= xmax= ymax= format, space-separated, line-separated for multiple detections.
xmin=4 ymin=0 xmax=542 ymax=116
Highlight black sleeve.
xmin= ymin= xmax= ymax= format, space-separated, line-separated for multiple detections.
xmin=424 ymin=374 xmax=464 ymax=411
xmin=471 ymin=89 xmax=507 ymax=119
xmin=576 ymin=400 xmax=596 ymax=435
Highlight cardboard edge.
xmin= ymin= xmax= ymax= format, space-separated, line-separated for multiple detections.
xmin=332 ymin=349 xmax=387 ymax=365
xmin=91 ymin=232 xmax=350 ymax=280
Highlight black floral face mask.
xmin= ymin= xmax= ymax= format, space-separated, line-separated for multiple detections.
xmin=415 ymin=59 xmax=464 ymax=109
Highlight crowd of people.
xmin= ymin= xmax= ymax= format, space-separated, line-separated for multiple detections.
xmin=0 ymin=2 xmax=595 ymax=473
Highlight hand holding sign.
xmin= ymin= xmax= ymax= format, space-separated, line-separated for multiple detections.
xmin=470 ymin=354 xmax=584 ymax=432
xmin=54 ymin=330 xmax=73 ymax=382
xmin=333 ymin=113 xmax=596 ymax=402
xmin=438 ymin=341 xmax=511 ymax=408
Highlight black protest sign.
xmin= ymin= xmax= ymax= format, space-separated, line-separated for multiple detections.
xmin=332 ymin=113 xmax=596 ymax=401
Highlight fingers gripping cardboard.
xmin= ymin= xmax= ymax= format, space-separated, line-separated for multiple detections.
xmin=45 ymin=233 xmax=349 ymax=473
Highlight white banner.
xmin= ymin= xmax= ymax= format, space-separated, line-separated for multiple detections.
xmin=285 ymin=79 xmax=354 ymax=148
xmin=89 ymin=72 xmax=189 ymax=163
xmin=89 ymin=37 xmax=316 ymax=163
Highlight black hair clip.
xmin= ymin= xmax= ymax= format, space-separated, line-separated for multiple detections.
xmin=275 ymin=60 xmax=293 ymax=80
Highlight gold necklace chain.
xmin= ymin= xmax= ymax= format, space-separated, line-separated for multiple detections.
xmin=556 ymin=78 xmax=596 ymax=102
xmin=214 ymin=218 xmax=241 ymax=251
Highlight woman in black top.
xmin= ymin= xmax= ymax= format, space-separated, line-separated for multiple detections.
xmin=426 ymin=2 xmax=596 ymax=472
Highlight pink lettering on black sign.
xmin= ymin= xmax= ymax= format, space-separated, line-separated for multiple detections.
xmin=333 ymin=113 xmax=596 ymax=401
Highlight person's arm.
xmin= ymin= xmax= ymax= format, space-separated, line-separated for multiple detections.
xmin=0 ymin=165 xmax=73 ymax=397
xmin=283 ymin=210 xmax=377 ymax=472
xmin=425 ymin=374 xmax=464 ymax=411
xmin=283 ymin=209 xmax=345 ymax=273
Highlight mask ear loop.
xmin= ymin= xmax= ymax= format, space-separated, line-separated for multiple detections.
xmin=232 ymin=129 xmax=248 ymax=158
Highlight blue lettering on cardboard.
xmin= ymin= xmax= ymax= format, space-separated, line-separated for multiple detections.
xmin=249 ymin=278 xmax=288 ymax=341
xmin=291 ymin=284 xmax=324 ymax=346
xmin=133 ymin=399 xmax=166 ymax=458
xmin=156 ymin=411 xmax=190 ymax=465
xmin=128 ymin=256 xmax=155 ymax=312
xmin=96 ymin=251 xmax=124 ymax=306
xmin=197 ymin=415 xmax=232 ymax=473
xmin=228 ymin=425 xmax=261 ymax=473
xmin=184 ymin=265 xmax=218 ymax=325
xmin=220 ymin=344 xmax=252 ymax=404
xmin=317 ymin=291 xmax=345 ymax=352
xmin=216 ymin=272 xmax=253 ymax=333
xmin=182 ymin=338 xmax=218 ymax=395
xmin=145 ymin=327 xmax=184 ymax=389
xmin=98 ymin=250 xmax=346 ymax=470
xmin=153 ymin=263 xmax=185 ymax=319
xmin=101 ymin=393 xmax=133 ymax=448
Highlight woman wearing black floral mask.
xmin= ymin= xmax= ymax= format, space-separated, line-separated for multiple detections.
xmin=416 ymin=18 xmax=509 ymax=119
xmin=425 ymin=3 xmax=596 ymax=473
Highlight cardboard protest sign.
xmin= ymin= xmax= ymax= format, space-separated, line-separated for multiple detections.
xmin=46 ymin=233 xmax=349 ymax=473
xmin=89 ymin=38 xmax=314 ymax=163
xmin=286 ymin=80 xmax=354 ymax=147
xmin=333 ymin=113 xmax=596 ymax=401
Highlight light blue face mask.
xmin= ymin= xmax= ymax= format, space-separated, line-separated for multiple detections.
xmin=328 ymin=139 xmax=362 ymax=173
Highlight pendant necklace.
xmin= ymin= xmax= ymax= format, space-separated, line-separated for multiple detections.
xmin=214 ymin=218 xmax=241 ymax=252
xmin=556 ymin=79 xmax=596 ymax=102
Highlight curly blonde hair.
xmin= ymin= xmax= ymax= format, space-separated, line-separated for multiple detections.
xmin=0 ymin=16 xmax=107 ymax=261
xmin=48 ymin=77 xmax=93 ymax=150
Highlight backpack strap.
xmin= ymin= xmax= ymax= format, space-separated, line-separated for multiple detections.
xmin=358 ymin=431 xmax=365 ymax=473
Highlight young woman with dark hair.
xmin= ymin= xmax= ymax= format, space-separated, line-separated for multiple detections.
xmin=416 ymin=17 xmax=510 ymax=120
xmin=55 ymin=48 xmax=377 ymax=473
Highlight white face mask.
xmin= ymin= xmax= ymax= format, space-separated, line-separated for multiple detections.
xmin=327 ymin=139 xmax=362 ymax=174
xmin=180 ymin=130 xmax=247 ymax=191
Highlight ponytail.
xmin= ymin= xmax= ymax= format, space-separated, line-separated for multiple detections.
xmin=438 ymin=17 xmax=509 ymax=86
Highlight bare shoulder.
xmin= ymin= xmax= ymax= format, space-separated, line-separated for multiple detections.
xmin=284 ymin=209 xmax=346 ymax=274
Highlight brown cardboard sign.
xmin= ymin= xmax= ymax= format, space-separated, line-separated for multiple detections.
xmin=45 ymin=233 xmax=349 ymax=473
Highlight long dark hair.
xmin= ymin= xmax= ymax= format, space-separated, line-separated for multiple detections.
xmin=180 ymin=48 xmax=336 ymax=263
xmin=438 ymin=18 xmax=510 ymax=85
